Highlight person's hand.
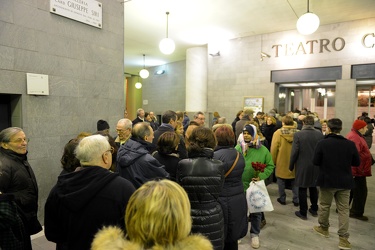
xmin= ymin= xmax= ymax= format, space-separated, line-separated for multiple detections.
xmin=252 ymin=177 xmax=260 ymax=182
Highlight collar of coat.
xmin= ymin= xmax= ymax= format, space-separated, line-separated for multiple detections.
xmin=91 ymin=226 xmax=213 ymax=250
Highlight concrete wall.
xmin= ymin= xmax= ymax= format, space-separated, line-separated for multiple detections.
xmin=0 ymin=0 xmax=125 ymax=222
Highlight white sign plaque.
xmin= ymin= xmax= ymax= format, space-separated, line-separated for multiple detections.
xmin=50 ymin=0 xmax=102 ymax=29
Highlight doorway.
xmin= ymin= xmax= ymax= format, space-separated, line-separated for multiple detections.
xmin=0 ymin=94 xmax=22 ymax=131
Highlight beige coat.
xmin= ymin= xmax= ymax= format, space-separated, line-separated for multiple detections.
xmin=271 ymin=125 xmax=298 ymax=179
xmin=91 ymin=226 xmax=213 ymax=250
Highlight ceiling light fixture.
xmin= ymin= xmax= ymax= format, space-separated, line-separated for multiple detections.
xmin=159 ymin=12 xmax=175 ymax=55
xmin=297 ymin=0 xmax=320 ymax=35
xmin=135 ymin=76 xmax=142 ymax=89
xmin=139 ymin=54 xmax=149 ymax=79
xmin=155 ymin=69 xmax=165 ymax=75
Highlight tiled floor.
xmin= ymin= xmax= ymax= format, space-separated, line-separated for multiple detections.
xmin=32 ymin=167 xmax=375 ymax=250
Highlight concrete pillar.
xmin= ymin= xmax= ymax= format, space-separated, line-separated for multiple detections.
xmin=335 ymin=79 xmax=357 ymax=135
xmin=186 ymin=47 xmax=208 ymax=112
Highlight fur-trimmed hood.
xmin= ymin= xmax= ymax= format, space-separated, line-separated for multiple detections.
xmin=91 ymin=226 xmax=213 ymax=250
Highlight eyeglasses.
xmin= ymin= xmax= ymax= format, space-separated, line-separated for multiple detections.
xmin=9 ymin=138 xmax=30 ymax=143
xmin=105 ymin=147 xmax=114 ymax=154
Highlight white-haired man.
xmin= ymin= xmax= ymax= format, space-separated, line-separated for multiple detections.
xmin=44 ymin=135 xmax=135 ymax=250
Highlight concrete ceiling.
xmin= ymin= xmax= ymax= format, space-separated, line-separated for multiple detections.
xmin=122 ymin=0 xmax=375 ymax=76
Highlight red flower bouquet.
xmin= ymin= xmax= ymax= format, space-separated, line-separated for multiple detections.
xmin=251 ymin=162 xmax=267 ymax=179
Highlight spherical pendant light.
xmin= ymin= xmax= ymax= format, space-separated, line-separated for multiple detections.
xmin=159 ymin=12 xmax=175 ymax=55
xmin=135 ymin=82 xmax=142 ymax=89
xmin=296 ymin=0 xmax=320 ymax=35
xmin=139 ymin=54 xmax=149 ymax=79
xmin=159 ymin=38 xmax=175 ymax=55
xmin=297 ymin=12 xmax=320 ymax=35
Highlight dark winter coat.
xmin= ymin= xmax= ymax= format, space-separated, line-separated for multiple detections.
xmin=262 ymin=123 xmax=276 ymax=150
xmin=117 ymin=138 xmax=169 ymax=188
xmin=44 ymin=166 xmax=135 ymax=250
xmin=364 ymin=123 xmax=373 ymax=149
xmin=152 ymin=124 xmax=188 ymax=159
xmin=346 ymin=129 xmax=372 ymax=177
xmin=289 ymin=125 xmax=324 ymax=187
xmin=0 ymin=193 xmax=27 ymax=250
xmin=177 ymin=148 xmax=225 ymax=250
xmin=313 ymin=133 xmax=360 ymax=189
xmin=213 ymin=146 xmax=248 ymax=243
xmin=153 ymin=152 xmax=180 ymax=182
xmin=132 ymin=117 xmax=144 ymax=126
xmin=0 ymin=148 xmax=42 ymax=236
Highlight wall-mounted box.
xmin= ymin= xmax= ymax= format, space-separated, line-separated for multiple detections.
xmin=27 ymin=73 xmax=49 ymax=95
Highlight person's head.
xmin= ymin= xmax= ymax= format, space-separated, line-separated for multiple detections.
xmin=76 ymin=132 xmax=92 ymax=139
xmin=187 ymin=126 xmax=216 ymax=153
xmin=116 ymin=118 xmax=132 ymax=142
xmin=137 ymin=108 xmax=145 ymax=119
xmin=125 ymin=179 xmax=191 ymax=248
xmin=256 ymin=112 xmax=264 ymax=119
xmin=193 ymin=111 xmax=205 ymax=126
xmin=176 ymin=111 xmax=184 ymax=122
xmin=75 ymin=135 xmax=113 ymax=169
xmin=213 ymin=111 xmax=220 ymax=118
xmin=327 ymin=118 xmax=342 ymax=134
xmin=214 ymin=125 xmax=235 ymax=147
xmin=162 ymin=110 xmax=177 ymax=128
xmin=352 ymin=119 xmax=368 ymax=135
xmin=320 ymin=119 xmax=328 ymax=132
xmin=97 ymin=119 xmax=110 ymax=134
xmin=235 ymin=110 xmax=243 ymax=120
xmin=157 ymin=132 xmax=180 ymax=155
xmin=132 ymin=122 xmax=154 ymax=143
xmin=149 ymin=111 xmax=156 ymax=120
xmin=144 ymin=112 xmax=152 ymax=122
xmin=266 ymin=116 xmax=276 ymax=125
xmin=61 ymin=138 xmax=81 ymax=173
xmin=242 ymin=108 xmax=254 ymax=119
xmin=175 ymin=121 xmax=184 ymax=136
xmin=282 ymin=115 xmax=294 ymax=126
xmin=185 ymin=123 xmax=199 ymax=143
xmin=242 ymin=124 xmax=256 ymax=143
xmin=124 ymin=109 xmax=128 ymax=118
xmin=94 ymin=131 xmax=118 ymax=171
xmin=362 ymin=112 xmax=369 ymax=117
xmin=217 ymin=117 xmax=226 ymax=124
xmin=0 ymin=127 xmax=28 ymax=155
xmin=303 ymin=115 xmax=315 ymax=126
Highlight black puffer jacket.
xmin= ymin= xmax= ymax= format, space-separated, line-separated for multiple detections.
xmin=177 ymin=148 xmax=225 ymax=250
xmin=0 ymin=148 xmax=41 ymax=235
xmin=214 ymin=146 xmax=248 ymax=243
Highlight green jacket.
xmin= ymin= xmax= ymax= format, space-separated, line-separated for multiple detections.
xmin=235 ymin=144 xmax=275 ymax=192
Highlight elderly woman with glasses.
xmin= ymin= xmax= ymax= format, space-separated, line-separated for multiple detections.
xmin=0 ymin=127 xmax=42 ymax=250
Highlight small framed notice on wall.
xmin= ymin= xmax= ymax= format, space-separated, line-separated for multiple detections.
xmin=243 ymin=96 xmax=263 ymax=114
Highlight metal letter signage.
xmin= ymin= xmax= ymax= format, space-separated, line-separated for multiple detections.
xmin=50 ymin=0 xmax=102 ymax=29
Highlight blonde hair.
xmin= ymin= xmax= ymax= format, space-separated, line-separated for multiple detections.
xmin=125 ymin=180 xmax=192 ymax=248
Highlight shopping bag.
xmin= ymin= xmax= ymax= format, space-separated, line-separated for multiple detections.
xmin=246 ymin=180 xmax=274 ymax=213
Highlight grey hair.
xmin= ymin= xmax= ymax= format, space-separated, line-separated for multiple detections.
xmin=0 ymin=127 xmax=24 ymax=143
xmin=136 ymin=108 xmax=144 ymax=116
xmin=75 ymin=135 xmax=110 ymax=165
xmin=118 ymin=118 xmax=132 ymax=129
xmin=193 ymin=111 xmax=204 ymax=119
xmin=132 ymin=122 xmax=152 ymax=140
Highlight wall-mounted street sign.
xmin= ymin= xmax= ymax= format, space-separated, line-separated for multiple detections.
xmin=50 ymin=0 xmax=102 ymax=29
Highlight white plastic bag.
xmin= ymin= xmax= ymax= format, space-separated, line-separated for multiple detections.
xmin=246 ymin=180 xmax=274 ymax=213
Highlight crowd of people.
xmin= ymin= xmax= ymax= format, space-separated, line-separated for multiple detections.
xmin=0 ymin=108 xmax=372 ymax=250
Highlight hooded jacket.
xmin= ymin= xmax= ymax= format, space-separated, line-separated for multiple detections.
xmin=346 ymin=129 xmax=372 ymax=177
xmin=91 ymin=226 xmax=213 ymax=250
xmin=117 ymin=138 xmax=169 ymax=189
xmin=177 ymin=148 xmax=225 ymax=250
xmin=44 ymin=167 xmax=135 ymax=250
xmin=271 ymin=125 xmax=298 ymax=179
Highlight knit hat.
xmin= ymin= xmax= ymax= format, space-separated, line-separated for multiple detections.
xmin=352 ymin=120 xmax=367 ymax=131
xmin=243 ymin=124 xmax=256 ymax=138
xmin=97 ymin=120 xmax=110 ymax=131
